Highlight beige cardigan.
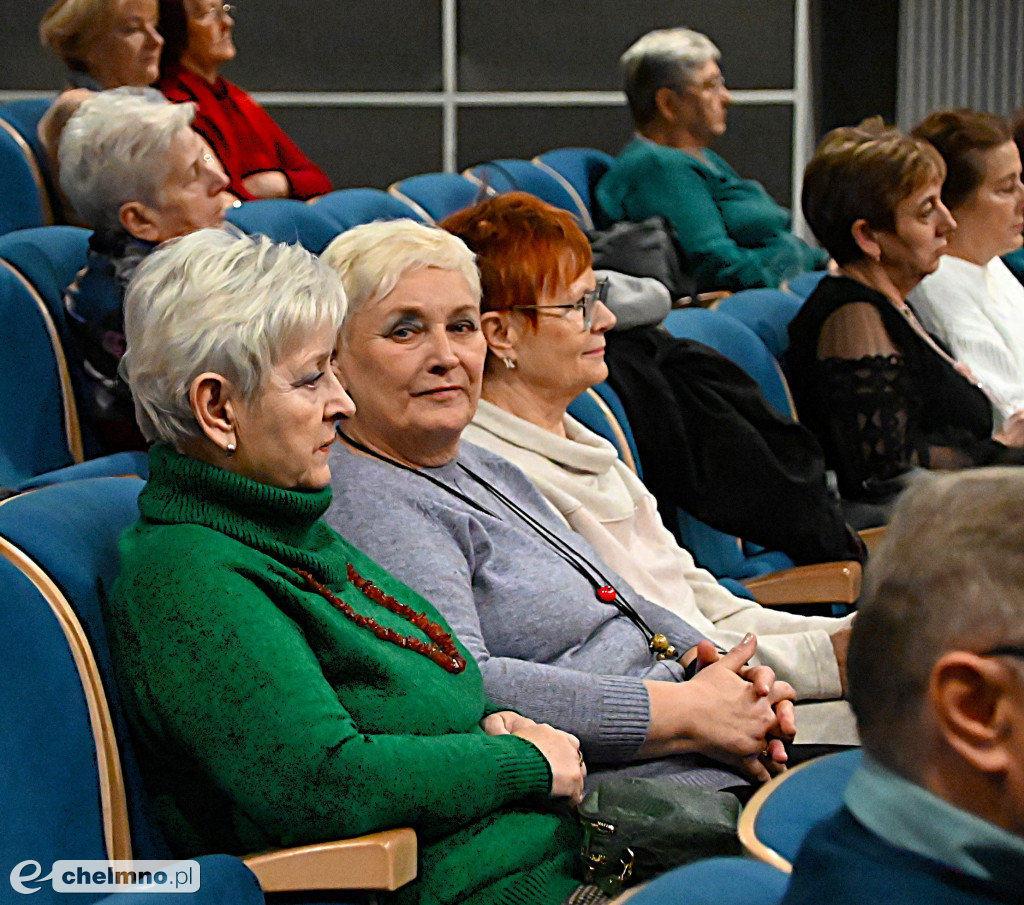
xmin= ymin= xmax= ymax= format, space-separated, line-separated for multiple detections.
xmin=466 ymin=400 xmax=858 ymax=743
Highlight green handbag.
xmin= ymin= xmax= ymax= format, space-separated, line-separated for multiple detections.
xmin=578 ymin=777 xmax=742 ymax=894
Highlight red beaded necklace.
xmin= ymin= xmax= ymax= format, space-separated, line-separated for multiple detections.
xmin=295 ymin=564 xmax=467 ymax=674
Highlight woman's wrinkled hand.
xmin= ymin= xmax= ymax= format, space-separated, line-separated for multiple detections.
xmin=513 ymin=722 xmax=586 ymax=803
xmin=643 ymin=635 xmax=796 ymax=783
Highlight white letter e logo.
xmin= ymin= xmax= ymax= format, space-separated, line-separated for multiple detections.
xmin=10 ymin=861 xmax=51 ymax=895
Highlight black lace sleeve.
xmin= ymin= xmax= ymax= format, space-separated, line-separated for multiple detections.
xmin=817 ymin=353 xmax=918 ymax=500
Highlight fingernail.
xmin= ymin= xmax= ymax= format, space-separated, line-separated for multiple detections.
xmin=742 ymin=633 xmax=754 ymax=644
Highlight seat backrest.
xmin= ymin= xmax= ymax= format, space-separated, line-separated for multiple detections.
xmin=662 ymin=307 xmax=795 ymax=418
xmin=715 ymin=289 xmax=804 ymax=360
xmin=533 ymin=148 xmax=615 ymax=226
xmin=388 ymin=173 xmax=485 ymax=223
xmin=468 ymin=159 xmax=591 ymax=227
xmin=658 ymin=307 xmax=799 ymax=580
xmin=0 ymin=262 xmax=81 ymax=484
xmin=0 ymin=225 xmax=92 ymax=332
xmin=0 ymin=555 xmax=112 ymax=904
xmin=782 ymin=269 xmax=827 ymax=299
xmin=0 ymin=98 xmax=52 ymax=167
xmin=0 ymin=477 xmax=172 ymax=865
xmin=0 ymin=118 xmax=52 ymax=235
xmin=567 ymin=382 xmax=641 ymax=477
xmin=312 ymin=187 xmax=425 ymax=231
xmin=226 ymin=199 xmax=340 ymax=253
xmin=739 ymin=749 xmax=862 ymax=872
xmin=625 ymin=856 xmax=788 ymax=905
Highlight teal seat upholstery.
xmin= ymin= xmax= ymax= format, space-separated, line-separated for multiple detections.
xmin=740 ymin=749 xmax=862 ymax=871
xmin=388 ymin=173 xmax=484 ymax=223
xmin=313 ymin=188 xmax=424 ymax=231
xmin=716 ymin=289 xmax=804 ymax=360
xmin=0 ymin=480 xmax=265 ymax=904
xmin=783 ymin=270 xmax=827 ymax=299
xmin=626 ymin=856 xmax=789 ymax=905
xmin=534 ymin=148 xmax=615 ymax=227
xmin=0 ymin=262 xmax=80 ymax=484
xmin=468 ymin=158 xmax=591 ymax=226
xmin=0 ymin=118 xmax=51 ymax=235
xmin=226 ymin=198 xmax=340 ymax=253
xmin=659 ymin=308 xmax=803 ymax=581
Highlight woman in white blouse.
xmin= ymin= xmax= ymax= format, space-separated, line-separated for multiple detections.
xmin=909 ymin=109 xmax=1024 ymax=425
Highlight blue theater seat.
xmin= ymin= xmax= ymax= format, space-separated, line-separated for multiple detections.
xmin=313 ymin=187 xmax=425 ymax=231
xmin=657 ymin=307 xmax=860 ymax=606
xmin=0 ymin=117 xmax=52 ymax=235
xmin=226 ymin=198 xmax=340 ymax=253
xmin=388 ymin=172 xmax=485 ymax=223
xmin=466 ymin=158 xmax=591 ymax=226
xmin=739 ymin=749 xmax=862 ymax=872
xmin=0 ymin=478 xmax=417 ymax=902
xmin=534 ymin=147 xmax=615 ymax=227
xmin=715 ymin=289 xmax=805 ymax=361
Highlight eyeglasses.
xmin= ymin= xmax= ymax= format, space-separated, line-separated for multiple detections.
xmin=194 ymin=3 xmax=235 ymax=22
xmin=980 ymin=645 xmax=1024 ymax=660
xmin=509 ymin=278 xmax=609 ymax=331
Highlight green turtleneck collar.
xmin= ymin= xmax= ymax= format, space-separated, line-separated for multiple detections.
xmin=140 ymin=444 xmax=347 ymax=584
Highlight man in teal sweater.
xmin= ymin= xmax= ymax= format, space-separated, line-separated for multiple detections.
xmin=596 ymin=28 xmax=827 ymax=293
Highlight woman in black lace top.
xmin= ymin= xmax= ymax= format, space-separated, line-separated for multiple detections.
xmin=788 ymin=119 xmax=1024 ymax=506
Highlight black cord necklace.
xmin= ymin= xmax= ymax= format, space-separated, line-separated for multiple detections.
xmin=337 ymin=427 xmax=680 ymax=660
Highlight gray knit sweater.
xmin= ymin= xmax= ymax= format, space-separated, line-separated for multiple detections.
xmin=327 ymin=441 xmax=741 ymax=788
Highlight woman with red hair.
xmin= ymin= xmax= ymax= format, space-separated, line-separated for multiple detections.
xmin=446 ymin=193 xmax=855 ymax=746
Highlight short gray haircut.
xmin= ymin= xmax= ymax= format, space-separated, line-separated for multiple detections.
xmin=58 ymin=87 xmax=195 ymax=235
xmin=849 ymin=468 xmax=1024 ymax=777
xmin=620 ymin=27 xmax=721 ymax=127
xmin=321 ymin=219 xmax=481 ymax=324
xmin=121 ymin=228 xmax=348 ymax=447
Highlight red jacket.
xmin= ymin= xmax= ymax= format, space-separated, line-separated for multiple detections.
xmin=159 ymin=64 xmax=332 ymax=201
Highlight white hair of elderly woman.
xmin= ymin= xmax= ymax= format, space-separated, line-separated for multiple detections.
xmin=121 ymin=228 xmax=347 ymax=447
xmin=58 ymin=86 xmax=195 ymax=235
xmin=321 ymin=218 xmax=481 ymax=320
xmin=620 ymin=27 xmax=721 ymax=127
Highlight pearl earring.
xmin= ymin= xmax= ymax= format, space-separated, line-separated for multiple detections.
xmin=226 ymin=442 xmax=236 ymax=456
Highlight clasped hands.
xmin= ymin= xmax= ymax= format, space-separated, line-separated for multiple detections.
xmin=642 ymin=632 xmax=797 ymax=783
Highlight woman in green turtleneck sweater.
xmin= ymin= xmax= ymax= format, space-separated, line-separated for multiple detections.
xmin=106 ymin=228 xmax=591 ymax=905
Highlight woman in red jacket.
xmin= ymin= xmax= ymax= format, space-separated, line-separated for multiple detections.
xmin=157 ymin=0 xmax=332 ymax=201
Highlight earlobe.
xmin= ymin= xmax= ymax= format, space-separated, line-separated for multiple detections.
xmin=931 ymin=653 xmax=1015 ymax=775
xmin=119 ymin=201 xmax=161 ymax=243
xmin=189 ymin=372 xmax=237 ymax=455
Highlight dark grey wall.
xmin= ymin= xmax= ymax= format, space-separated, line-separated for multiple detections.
xmin=2 ymin=0 xmax=876 ymax=206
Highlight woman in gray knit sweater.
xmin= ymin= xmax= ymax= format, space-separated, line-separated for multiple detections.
xmin=322 ymin=217 xmax=796 ymax=791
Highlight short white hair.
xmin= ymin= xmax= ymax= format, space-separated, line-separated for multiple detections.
xmin=321 ymin=219 xmax=481 ymax=320
xmin=59 ymin=87 xmax=196 ymax=235
xmin=620 ymin=28 xmax=721 ymax=126
xmin=121 ymin=228 xmax=348 ymax=447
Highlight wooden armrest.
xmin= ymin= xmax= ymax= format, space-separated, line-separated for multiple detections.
xmin=858 ymin=525 xmax=887 ymax=554
xmin=742 ymin=561 xmax=861 ymax=606
xmin=243 ymin=828 xmax=417 ymax=892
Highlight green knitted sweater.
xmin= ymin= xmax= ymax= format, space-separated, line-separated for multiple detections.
xmin=106 ymin=445 xmax=581 ymax=905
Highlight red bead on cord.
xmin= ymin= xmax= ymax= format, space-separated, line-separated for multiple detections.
xmin=596 ymin=585 xmax=617 ymax=603
xmin=294 ymin=565 xmax=467 ymax=674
